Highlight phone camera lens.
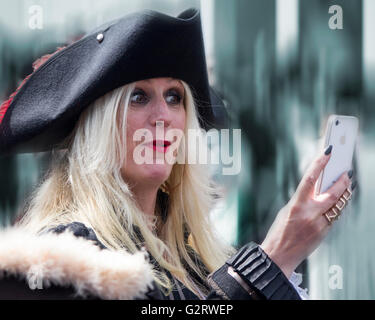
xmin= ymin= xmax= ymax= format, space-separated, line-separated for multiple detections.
xmin=335 ymin=120 xmax=340 ymax=126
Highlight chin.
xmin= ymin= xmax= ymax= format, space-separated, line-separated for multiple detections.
xmin=140 ymin=163 xmax=172 ymax=183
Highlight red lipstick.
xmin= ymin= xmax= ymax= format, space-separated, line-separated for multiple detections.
xmin=152 ymin=140 xmax=171 ymax=153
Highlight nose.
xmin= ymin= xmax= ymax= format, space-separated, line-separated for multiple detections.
xmin=149 ymin=96 xmax=172 ymax=128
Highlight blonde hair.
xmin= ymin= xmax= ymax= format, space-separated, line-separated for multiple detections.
xmin=17 ymin=80 xmax=236 ymax=297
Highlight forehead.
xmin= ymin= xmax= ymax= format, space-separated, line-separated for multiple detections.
xmin=134 ymin=77 xmax=183 ymax=87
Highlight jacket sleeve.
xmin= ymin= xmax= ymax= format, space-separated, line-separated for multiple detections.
xmin=205 ymin=242 xmax=301 ymax=300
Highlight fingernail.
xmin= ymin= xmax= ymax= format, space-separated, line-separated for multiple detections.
xmin=348 ymin=170 xmax=353 ymax=179
xmin=324 ymin=145 xmax=333 ymax=155
xmin=351 ymin=181 xmax=357 ymax=191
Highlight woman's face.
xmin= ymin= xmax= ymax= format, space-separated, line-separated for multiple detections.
xmin=121 ymin=77 xmax=186 ymax=189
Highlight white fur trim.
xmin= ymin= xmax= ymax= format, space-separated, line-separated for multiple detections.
xmin=0 ymin=227 xmax=154 ymax=299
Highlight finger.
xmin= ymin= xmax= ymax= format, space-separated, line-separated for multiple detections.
xmin=351 ymin=180 xmax=357 ymax=192
xmin=315 ymin=170 xmax=352 ymax=213
xmin=295 ymin=145 xmax=332 ymax=202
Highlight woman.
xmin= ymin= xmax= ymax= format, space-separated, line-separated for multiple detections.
xmin=0 ymin=8 xmax=354 ymax=300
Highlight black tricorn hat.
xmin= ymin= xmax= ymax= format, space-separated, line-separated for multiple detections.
xmin=0 ymin=8 xmax=228 ymax=156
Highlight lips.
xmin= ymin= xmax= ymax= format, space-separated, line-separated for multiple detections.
xmin=152 ymin=140 xmax=171 ymax=153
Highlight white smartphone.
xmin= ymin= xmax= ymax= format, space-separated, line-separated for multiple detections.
xmin=315 ymin=115 xmax=359 ymax=195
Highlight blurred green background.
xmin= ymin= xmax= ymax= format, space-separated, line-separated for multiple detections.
xmin=1 ymin=0 xmax=374 ymax=299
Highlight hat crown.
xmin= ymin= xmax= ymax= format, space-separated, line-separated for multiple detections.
xmin=0 ymin=8 xmax=227 ymax=155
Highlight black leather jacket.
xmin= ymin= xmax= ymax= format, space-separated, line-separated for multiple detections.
xmin=0 ymin=222 xmax=300 ymax=300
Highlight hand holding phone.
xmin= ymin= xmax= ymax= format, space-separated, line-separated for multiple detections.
xmin=315 ymin=115 xmax=358 ymax=195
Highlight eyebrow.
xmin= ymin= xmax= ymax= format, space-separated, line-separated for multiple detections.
xmin=135 ymin=79 xmax=184 ymax=94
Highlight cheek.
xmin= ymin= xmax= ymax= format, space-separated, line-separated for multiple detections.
xmin=123 ymin=117 xmax=146 ymax=179
xmin=174 ymin=109 xmax=186 ymax=131
xmin=125 ymin=113 xmax=146 ymax=147
xmin=125 ymin=126 xmax=135 ymax=156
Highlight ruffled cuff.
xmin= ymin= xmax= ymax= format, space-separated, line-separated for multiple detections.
xmin=288 ymin=272 xmax=309 ymax=300
xmin=207 ymin=242 xmax=301 ymax=300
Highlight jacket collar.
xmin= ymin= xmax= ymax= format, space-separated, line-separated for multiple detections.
xmin=0 ymin=226 xmax=154 ymax=299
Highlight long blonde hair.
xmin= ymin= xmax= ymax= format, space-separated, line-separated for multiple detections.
xmin=18 ymin=80 xmax=236 ymax=297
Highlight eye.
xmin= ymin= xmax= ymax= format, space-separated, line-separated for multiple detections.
xmin=165 ymin=88 xmax=183 ymax=105
xmin=130 ymin=89 xmax=149 ymax=105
